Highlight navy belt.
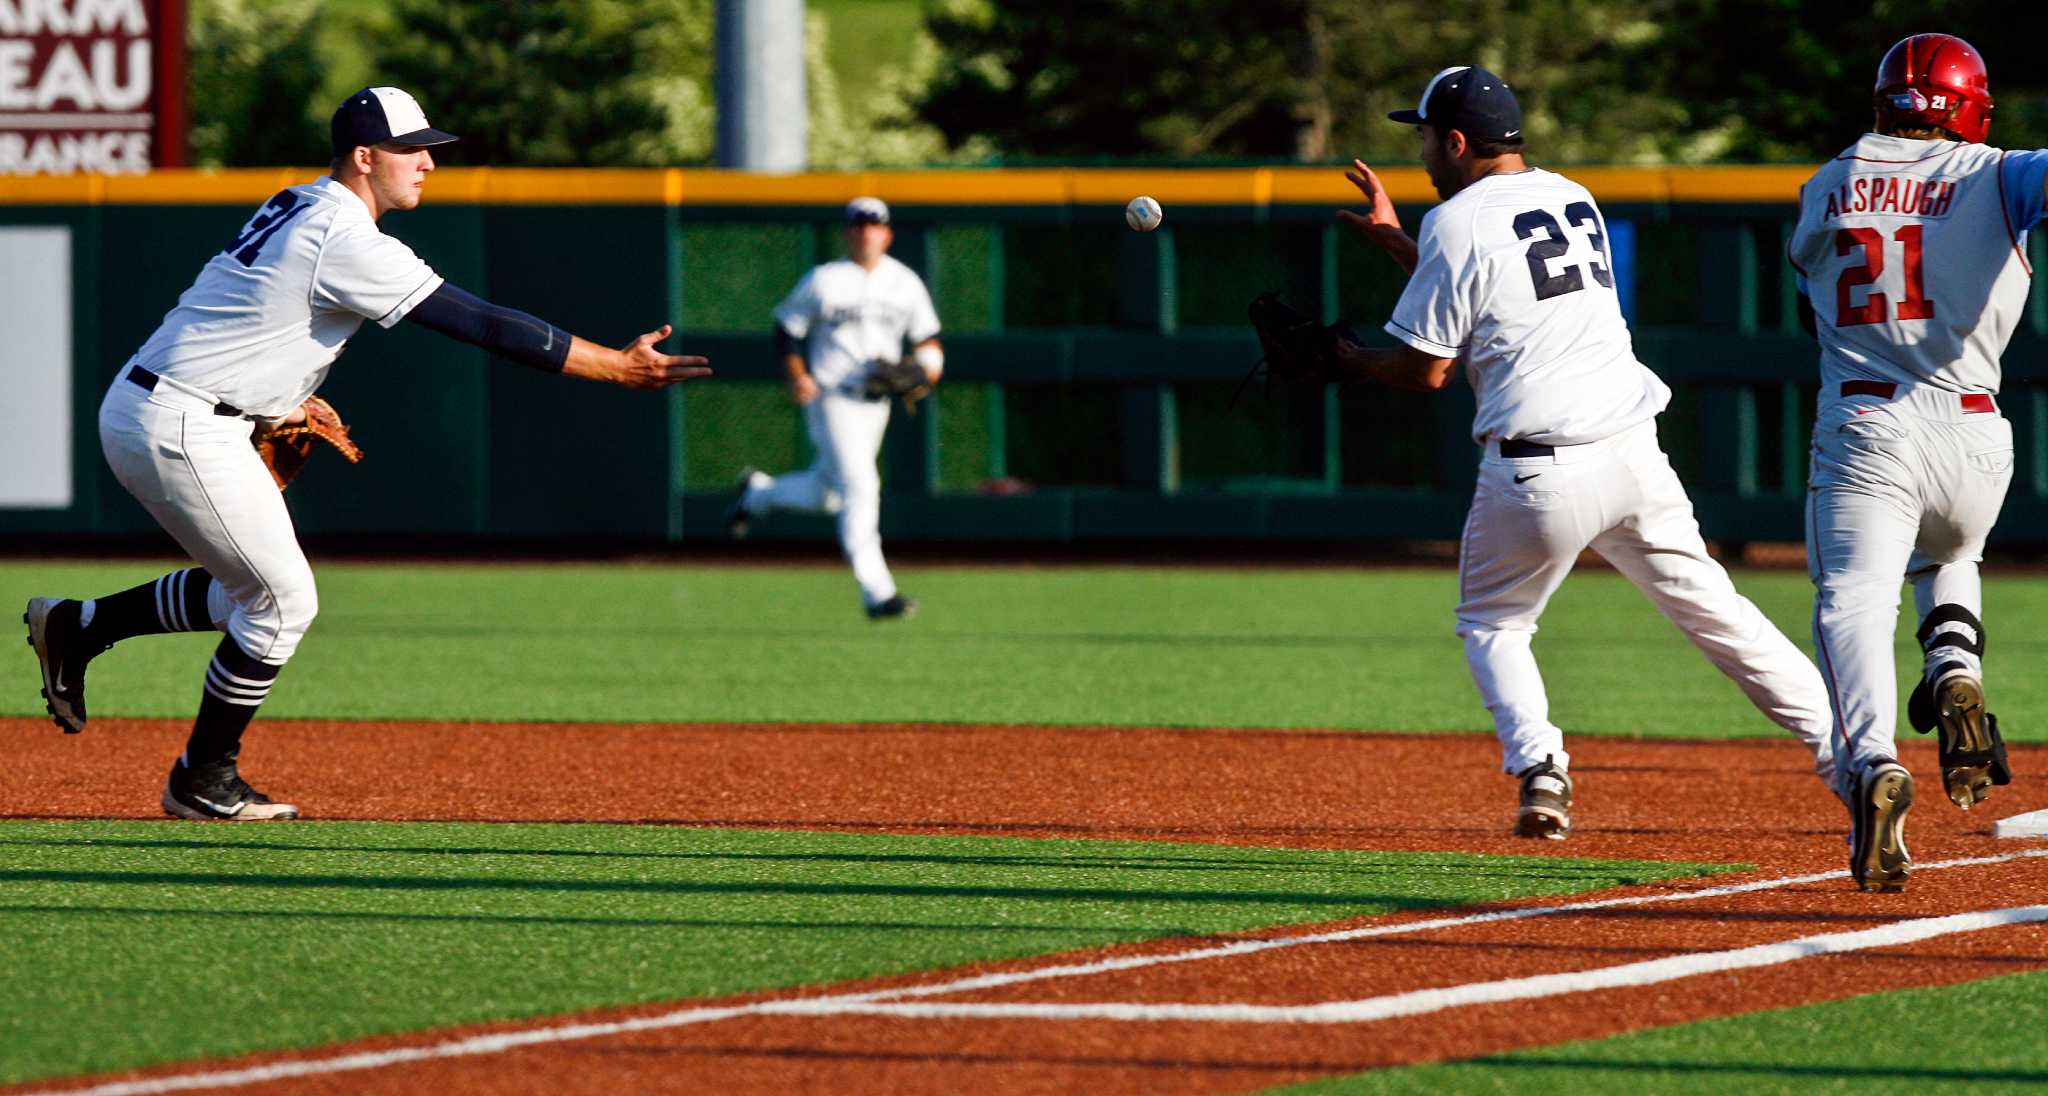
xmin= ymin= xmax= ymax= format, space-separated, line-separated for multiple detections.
xmin=1499 ymin=438 xmax=1555 ymax=458
xmin=127 ymin=366 xmax=251 ymax=419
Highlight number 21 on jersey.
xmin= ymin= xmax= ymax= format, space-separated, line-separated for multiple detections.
xmin=1833 ymin=224 xmax=1933 ymax=326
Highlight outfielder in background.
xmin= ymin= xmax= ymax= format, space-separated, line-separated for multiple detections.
xmin=1789 ymin=33 xmax=2034 ymax=892
xmin=1332 ymin=67 xmax=1839 ymax=839
xmin=728 ymin=197 xmax=942 ymax=620
xmin=23 ymin=87 xmax=710 ymax=821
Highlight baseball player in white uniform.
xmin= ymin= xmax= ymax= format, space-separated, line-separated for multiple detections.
xmin=727 ymin=197 xmax=942 ymax=620
xmin=1789 ymin=33 xmax=2034 ymax=891
xmin=23 ymin=87 xmax=709 ymax=820
xmin=1336 ymin=67 xmax=1839 ymax=839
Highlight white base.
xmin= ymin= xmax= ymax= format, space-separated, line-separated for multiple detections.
xmin=1992 ymin=808 xmax=2048 ymax=839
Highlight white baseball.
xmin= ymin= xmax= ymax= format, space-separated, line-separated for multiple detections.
xmin=1125 ymin=195 xmax=1163 ymax=232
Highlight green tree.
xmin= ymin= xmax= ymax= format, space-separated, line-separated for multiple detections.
xmin=808 ymin=6 xmax=985 ymax=168
xmin=914 ymin=0 xmax=2048 ymax=165
xmin=368 ymin=0 xmax=713 ymax=167
xmin=1644 ymin=0 xmax=2048 ymax=161
xmin=187 ymin=0 xmax=331 ymax=166
xmin=917 ymin=0 xmax=1322 ymax=161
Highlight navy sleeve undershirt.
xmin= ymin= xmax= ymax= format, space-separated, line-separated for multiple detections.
xmin=405 ymin=282 xmax=571 ymax=373
xmin=773 ymin=324 xmax=803 ymax=360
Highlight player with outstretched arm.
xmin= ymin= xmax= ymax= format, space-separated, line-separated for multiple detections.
xmin=23 ymin=87 xmax=710 ymax=820
xmin=1331 ymin=67 xmax=1839 ymax=841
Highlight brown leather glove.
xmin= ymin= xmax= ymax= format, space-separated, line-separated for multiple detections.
xmin=254 ymin=396 xmax=362 ymax=490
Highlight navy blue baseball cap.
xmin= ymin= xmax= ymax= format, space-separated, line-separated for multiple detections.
xmin=844 ymin=196 xmax=891 ymax=225
xmin=1388 ymin=66 xmax=1523 ymax=142
xmin=331 ymin=87 xmax=459 ymax=156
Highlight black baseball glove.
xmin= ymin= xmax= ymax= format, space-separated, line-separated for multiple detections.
xmin=861 ymin=360 xmax=934 ymax=410
xmin=1246 ymin=292 xmax=1357 ymax=385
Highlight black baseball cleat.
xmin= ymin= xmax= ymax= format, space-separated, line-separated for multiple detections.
xmin=24 ymin=597 xmax=97 ymax=734
xmin=1514 ymin=755 xmax=1572 ymax=840
xmin=162 ymin=758 xmax=300 ymax=821
xmin=866 ymin=595 xmax=918 ymax=621
xmin=725 ymin=467 xmax=758 ymax=540
xmin=1909 ymin=666 xmax=2011 ymax=810
xmin=1849 ymin=759 xmax=1913 ymax=893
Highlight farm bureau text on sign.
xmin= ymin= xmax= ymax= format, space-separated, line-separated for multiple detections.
xmin=0 ymin=0 xmax=185 ymax=174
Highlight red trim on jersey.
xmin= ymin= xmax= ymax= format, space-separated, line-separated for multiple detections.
xmin=1832 ymin=142 xmax=1961 ymax=165
xmin=1839 ymin=381 xmax=1998 ymax=413
xmin=1995 ymin=149 xmax=2033 ymax=275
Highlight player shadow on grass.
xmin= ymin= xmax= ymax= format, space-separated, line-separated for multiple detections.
xmin=0 ymin=835 xmax=1678 ymax=880
xmin=337 ymin=622 xmax=1446 ymax=650
xmin=0 ymin=903 xmax=1174 ymax=935
xmin=0 ymin=865 xmax=1525 ymax=913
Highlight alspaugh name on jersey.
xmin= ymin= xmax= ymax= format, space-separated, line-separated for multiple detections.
xmin=1819 ymin=177 xmax=1958 ymax=219
xmin=1790 ymin=134 xmax=2048 ymax=395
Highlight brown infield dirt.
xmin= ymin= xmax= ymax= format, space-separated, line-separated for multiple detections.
xmin=10 ymin=718 xmax=2048 ymax=1095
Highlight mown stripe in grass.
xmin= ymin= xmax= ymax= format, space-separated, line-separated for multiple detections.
xmin=10 ymin=561 xmax=2037 ymax=738
xmin=0 ymin=819 xmax=1729 ymax=1084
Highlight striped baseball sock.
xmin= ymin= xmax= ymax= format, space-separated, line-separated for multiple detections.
xmin=183 ymin=636 xmax=282 ymax=767
xmin=78 ymin=568 xmax=216 ymax=649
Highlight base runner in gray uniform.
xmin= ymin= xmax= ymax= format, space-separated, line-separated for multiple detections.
xmin=1335 ymin=67 xmax=1838 ymax=839
xmin=23 ymin=87 xmax=710 ymax=820
xmin=1790 ymin=34 xmax=2038 ymax=891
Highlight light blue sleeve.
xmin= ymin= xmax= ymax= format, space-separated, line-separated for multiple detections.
xmin=2000 ymin=150 xmax=2048 ymax=233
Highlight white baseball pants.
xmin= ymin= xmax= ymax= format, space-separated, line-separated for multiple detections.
xmin=1457 ymin=419 xmax=1837 ymax=784
xmin=747 ymin=391 xmax=898 ymax=607
xmin=98 ymin=372 xmax=317 ymax=664
xmin=1806 ymin=384 xmax=2012 ymax=783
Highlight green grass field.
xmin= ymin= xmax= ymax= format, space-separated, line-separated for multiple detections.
xmin=3 ymin=559 xmax=2042 ymax=1090
xmin=7 ymin=561 xmax=2043 ymax=739
xmin=1284 ymin=971 xmax=2048 ymax=1093
xmin=0 ymin=821 xmax=1719 ymax=1083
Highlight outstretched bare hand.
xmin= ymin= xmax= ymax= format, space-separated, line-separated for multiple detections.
xmin=602 ymin=324 xmax=713 ymax=390
xmin=1335 ymin=160 xmax=1420 ymax=274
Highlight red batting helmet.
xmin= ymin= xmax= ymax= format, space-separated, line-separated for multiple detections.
xmin=1873 ymin=33 xmax=1993 ymax=144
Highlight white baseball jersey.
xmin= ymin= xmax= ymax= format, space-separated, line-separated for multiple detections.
xmin=1406 ymin=168 xmax=1836 ymax=794
xmin=130 ymin=175 xmax=444 ymax=417
xmin=1385 ymin=168 xmax=1668 ymax=446
xmin=1790 ymin=134 xmax=2048 ymax=395
xmin=773 ymin=255 xmax=940 ymax=392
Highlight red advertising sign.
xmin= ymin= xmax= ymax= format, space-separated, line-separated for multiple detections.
xmin=0 ymin=0 xmax=186 ymax=174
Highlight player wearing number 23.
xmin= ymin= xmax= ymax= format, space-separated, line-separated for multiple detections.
xmin=1788 ymin=34 xmax=2039 ymax=891
xmin=1334 ymin=67 xmax=1838 ymax=840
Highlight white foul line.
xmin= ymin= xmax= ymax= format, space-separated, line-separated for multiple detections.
xmin=764 ymin=904 xmax=2048 ymax=1024
xmin=28 ymin=847 xmax=2048 ymax=1096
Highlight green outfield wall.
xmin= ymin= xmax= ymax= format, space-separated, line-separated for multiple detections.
xmin=5 ymin=166 xmax=2047 ymax=545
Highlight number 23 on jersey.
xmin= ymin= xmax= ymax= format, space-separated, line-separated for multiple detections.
xmin=1513 ymin=202 xmax=1614 ymax=301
